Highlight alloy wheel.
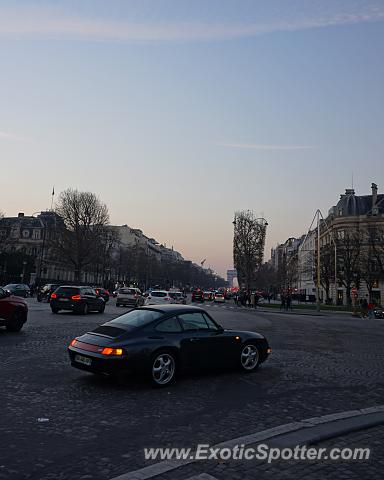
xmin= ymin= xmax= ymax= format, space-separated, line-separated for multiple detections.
xmin=240 ymin=344 xmax=259 ymax=371
xmin=152 ymin=353 xmax=175 ymax=386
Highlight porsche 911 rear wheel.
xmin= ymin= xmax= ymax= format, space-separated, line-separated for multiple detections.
xmin=240 ymin=343 xmax=260 ymax=372
xmin=151 ymin=352 xmax=176 ymax=386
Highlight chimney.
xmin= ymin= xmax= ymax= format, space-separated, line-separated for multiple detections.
xmin=18 ymin=212 xmax=24 ymax=218
xmin=372 ymin=183 xmax=378 ymax=209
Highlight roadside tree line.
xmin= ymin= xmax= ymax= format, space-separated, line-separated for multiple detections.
xmin=0 ymin=189 xmax=225 ymax=289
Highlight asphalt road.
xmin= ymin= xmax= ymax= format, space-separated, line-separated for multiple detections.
xmin=1 ymin=299 xmax=384 ymax=480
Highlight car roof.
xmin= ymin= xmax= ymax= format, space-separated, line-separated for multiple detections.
xmin=57 ymin=285 xmax=87 ymax=288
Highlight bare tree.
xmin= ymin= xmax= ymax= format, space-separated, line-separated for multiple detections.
xmin=336 ymin=228 xmax=362 ymax=305
xmin=233 ymin=210 xmax=267 ymax=290
xmin=319 ymin=244 xmax=334 ymax=303
xmin=52 ymin=189 xmax=110 ymax=282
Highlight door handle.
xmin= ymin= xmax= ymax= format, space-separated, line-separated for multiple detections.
xmin=189 ymin=337 xmax=199 ymax=342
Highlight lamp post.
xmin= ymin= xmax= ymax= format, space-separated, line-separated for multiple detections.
xmin=21 ymin=260 xmax=27 ymax=283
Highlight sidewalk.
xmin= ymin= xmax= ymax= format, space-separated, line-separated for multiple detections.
xmin=225 ymin=302 xmax=355 ymax=317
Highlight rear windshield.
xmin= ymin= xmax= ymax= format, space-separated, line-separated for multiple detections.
xmin=55 ymin=287 xmax=80 ymax=295
xmin=110 ymin=309 xmax=162 ymax=328
xmin=119 ymin=288 xmax=137 ymax=294
xmin=151 ymin=291 xmax=167 ymax=297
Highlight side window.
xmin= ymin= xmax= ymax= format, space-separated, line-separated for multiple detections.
xmin=0 ymin=287 xmax=6 ymax=299
xmin=155 ymin=317 xmax=182 ymax=333
xmin=203 ymin=314 xmax=219 ymax=330
xmin=179 ymin=313 xmax=209 ymax=331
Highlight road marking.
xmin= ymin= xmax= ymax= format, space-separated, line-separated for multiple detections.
xmin=110 ymin=405 xmax=384 ymax=480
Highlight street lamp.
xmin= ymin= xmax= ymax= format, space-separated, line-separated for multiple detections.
xmin=21 ymin=260 xmax=27 ymax=283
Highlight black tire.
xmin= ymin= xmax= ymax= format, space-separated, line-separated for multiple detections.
xmin=51 ymin=307 xmax=60 ymax=314
xmin=150 ymin=350 xmax=177 ymax=387
xmin=239 ymin=343 xmax=261 ymax=372
xmin=99 ymin=303 xmax=105 ymax=313
xmin=6 ymin=309 xmax=25 ymax=332
xmin=82 ymin=303 xmax=89 ymax=315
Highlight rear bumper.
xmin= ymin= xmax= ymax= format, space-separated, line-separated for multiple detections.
xmin=51 ymin=300 xmax=84 ymax=312
xmin=117 ymin=299 xmax=138 ymax=306
xmin=68 ymin=347 xmax=131 ymax=375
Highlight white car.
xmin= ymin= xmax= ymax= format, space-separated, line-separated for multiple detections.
xmin=145 ymin=290 xmax=173 ymax=305
xmin=214 ymin=292 xmax=225 ymax=303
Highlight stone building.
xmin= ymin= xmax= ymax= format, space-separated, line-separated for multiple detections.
xmin=320 ymin=183 xmax=384 ymax=305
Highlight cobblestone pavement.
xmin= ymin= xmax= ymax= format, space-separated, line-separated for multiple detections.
xmin=1 ymin=299 xmax=383 ymax=480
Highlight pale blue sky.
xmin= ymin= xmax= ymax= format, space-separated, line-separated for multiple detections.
xmin=0 ymin=0 xmax=383 ymax=276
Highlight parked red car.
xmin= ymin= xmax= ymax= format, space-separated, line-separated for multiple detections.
xmin=0 ymin=286 xmax=28 ymax=332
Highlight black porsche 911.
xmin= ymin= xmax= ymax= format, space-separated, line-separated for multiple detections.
xmin=68 ymin=305 xmax=271 ymax=386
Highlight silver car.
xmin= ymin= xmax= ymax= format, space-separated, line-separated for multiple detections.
xmin=116 ymin=288 xmax=144 ymax=307
xmin=169 ymin=291 xmax=186 ymax=304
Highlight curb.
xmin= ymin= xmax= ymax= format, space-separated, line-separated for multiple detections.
xmin=109 ymin=405 xmax=384 ymax=480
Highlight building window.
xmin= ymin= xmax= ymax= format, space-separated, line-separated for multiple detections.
xmin=32 ymin=230 xmax=41 ymax=239
xmin=22 ymin=230 xmax=30 ymax=238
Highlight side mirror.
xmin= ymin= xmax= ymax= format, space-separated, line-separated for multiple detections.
xmin=217 ymin=326 xmax=224 ymax=333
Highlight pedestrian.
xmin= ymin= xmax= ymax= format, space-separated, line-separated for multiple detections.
xmin=361 ymin=298 xmax=369 ymax=318
xmin=280 ymin=294 xmax=286 ymax=311
xmin=251 ymin=292 xmax=256 ymax=309
xmin=286 ymin=295 xmax=292 ymax=311
xmin=255 ymin=294 xmax=260 ymax=309
xmin=368 ymin=300 xmax=375 ymax=318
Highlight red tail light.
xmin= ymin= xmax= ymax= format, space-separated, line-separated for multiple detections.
xmin=101 ymin=347 xmax=124 ymax=356
xmin=51 ymin=293 xmax=57 ymax=299
xmin=70 ymin=338 xmax=77 ymax=347
xmin=71 ymin=294 xmax=81 ymax=300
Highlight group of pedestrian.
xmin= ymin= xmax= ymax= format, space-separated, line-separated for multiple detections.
xmin=360 ymin=297 xmax=378 ymax=318
xmin=234 ymin=290 xmax=259 ymax=308
xmin=280 ymin=294 xmax=293 ymax=311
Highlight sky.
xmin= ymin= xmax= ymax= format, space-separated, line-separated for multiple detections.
xmin=0 ymin=0 xmax=383 ymax=277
